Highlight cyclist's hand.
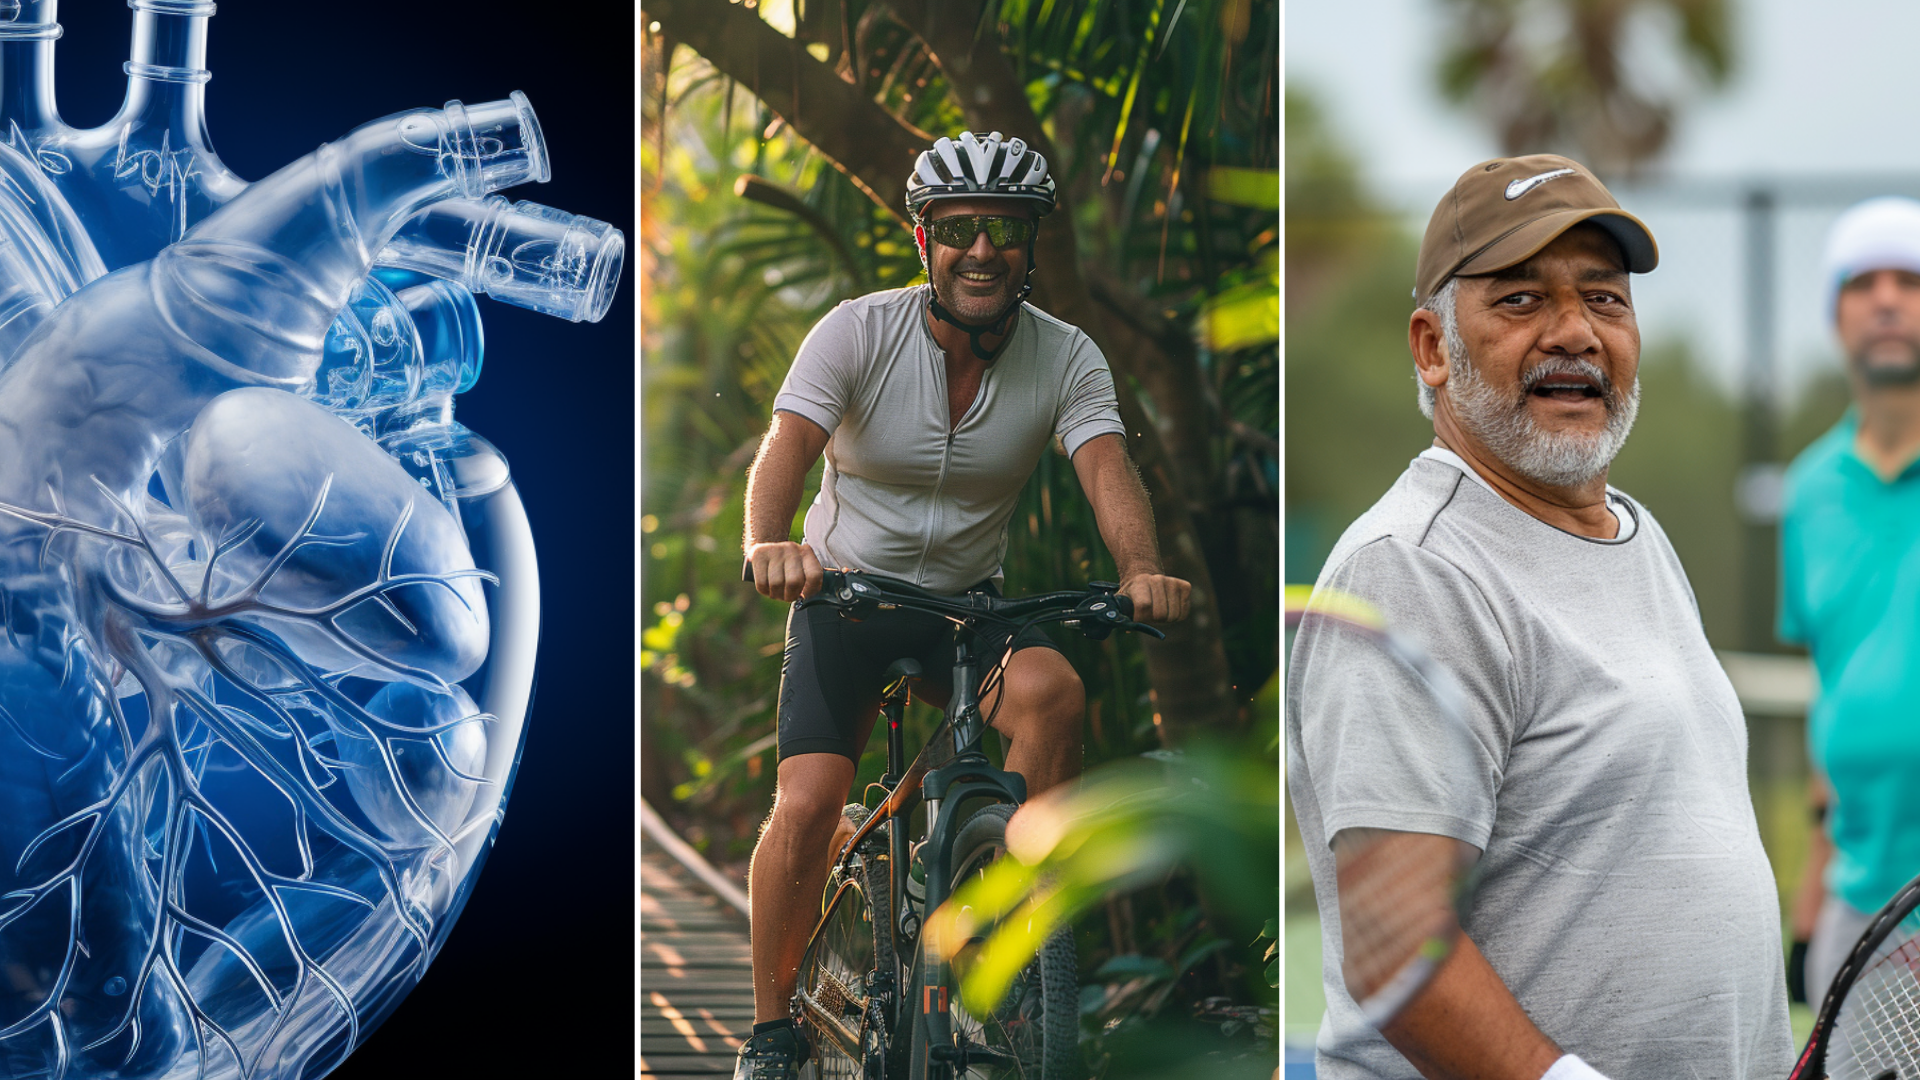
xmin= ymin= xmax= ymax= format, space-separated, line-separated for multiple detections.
xmin=1118 ymin=573 xmax=1190 ymax=623
xmin=747 ymin=541 xmax=824 ymax=602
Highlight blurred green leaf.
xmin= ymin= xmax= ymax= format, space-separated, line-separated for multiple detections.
xmin=939 ymin=743 xmax=1278 ymax=1014
xmin=1200 ymin=278 xmax=1279 ymax=351
xmin=1206 ymin=167 xmax=1279 ymax=211
xmin=1096 ymin=954 xmax=1177 ymax=981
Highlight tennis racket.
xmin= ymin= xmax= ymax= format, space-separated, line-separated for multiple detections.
xmin=1790 ymin=869 xmax=1920 ymax=1080
xmin=1286 ymin=585 xmax=1484 ymax=1030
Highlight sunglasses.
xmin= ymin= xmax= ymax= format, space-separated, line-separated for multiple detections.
xmin=923 ymin=214 xmax=1036 ymax=250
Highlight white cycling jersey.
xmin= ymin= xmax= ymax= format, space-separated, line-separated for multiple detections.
xmin=773 ymin=285 xmax=1125 ymax=594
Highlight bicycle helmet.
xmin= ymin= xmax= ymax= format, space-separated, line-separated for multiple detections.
xmin=905 ymin=131 xmax=1056 ymax=220
xmin=907 ymin=132 xmax=1054 ymax=359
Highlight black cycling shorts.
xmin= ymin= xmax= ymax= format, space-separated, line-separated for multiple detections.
xmin=775 ymin=580 xmax=1060 ymax=763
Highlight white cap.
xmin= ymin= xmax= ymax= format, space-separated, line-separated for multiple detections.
xmin=1822 ymin=196 xmax=1920 ymax=323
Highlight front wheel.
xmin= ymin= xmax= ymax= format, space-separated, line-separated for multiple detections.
xmin=798 ymin=805 xmax=896 ymax=1080
xmin=909 ymin=803 xmax=1078 ymax=1079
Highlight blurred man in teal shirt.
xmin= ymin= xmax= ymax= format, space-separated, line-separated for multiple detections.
xmin=1779 ymin=196 xmax=1920 ymax=1005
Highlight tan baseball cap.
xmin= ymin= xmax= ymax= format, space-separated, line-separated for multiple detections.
xmin=1414 ymin=154 xmax=1659 ymax=307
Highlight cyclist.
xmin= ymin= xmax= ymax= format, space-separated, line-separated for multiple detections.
xmin=735 ymin=131 xmax=1191 ymax=1080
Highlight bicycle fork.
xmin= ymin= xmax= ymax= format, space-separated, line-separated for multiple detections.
xmin=916 ymin=758 xmax=1027 ymax=1071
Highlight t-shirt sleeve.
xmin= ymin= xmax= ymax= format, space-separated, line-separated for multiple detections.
xmin=772 ymin=302 xmax=865 ymax=434
xmin=1055 ymin=330 xmax=1127 ymax=458
xmin=1291 ymin=537 xmax=1516 ymax=852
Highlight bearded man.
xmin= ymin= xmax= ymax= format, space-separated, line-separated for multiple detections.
xmin=734 ymin=132 xmax=1189 ymax=1079
xmin=1286 ymin=155 xmax=1792 ymax=1080
xmin=1779 ymin=197 xmax=1920 ymax=1010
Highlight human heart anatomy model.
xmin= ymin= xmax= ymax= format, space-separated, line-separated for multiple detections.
xmin=0 ymin=2 xmax=623 ymax=1077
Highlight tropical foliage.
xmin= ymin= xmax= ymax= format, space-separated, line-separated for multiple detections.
xmin=1435 ymin=0 xmax=1735 ymax=176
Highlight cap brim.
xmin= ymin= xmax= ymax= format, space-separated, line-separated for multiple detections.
xmin=1454 ymin=207 xmax=1659 ymax=280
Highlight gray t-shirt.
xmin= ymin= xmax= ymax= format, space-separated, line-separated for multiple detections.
xmin=1286 ymin=456 xmax=1792 ymax=1079
xmin=773 ymin=286 xmax=1125 ymax=594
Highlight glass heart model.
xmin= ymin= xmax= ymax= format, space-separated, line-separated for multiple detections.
xmin=0 ymin=2 xmax=624 ymax=1077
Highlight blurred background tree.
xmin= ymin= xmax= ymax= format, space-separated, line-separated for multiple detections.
xmin=1435 ymin=0 xmax=1734 ymax=177
xmin=643 ymin=1 xmax=1278 ymax=1069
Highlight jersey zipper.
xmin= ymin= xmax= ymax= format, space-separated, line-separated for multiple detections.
xmin=915 ymin=429 xmax=955 ymax=585
xmin=915 ymin=352 xmax=991 ymax=585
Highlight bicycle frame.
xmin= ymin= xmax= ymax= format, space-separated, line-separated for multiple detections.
xmin=800 ymin=619 xmax=1028 ymax=1071
xmin=772 ymin=568 xmax=1159 ymax=1075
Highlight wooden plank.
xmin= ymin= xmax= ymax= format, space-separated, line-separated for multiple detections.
xmin=642 ymin=1019 xmax=749 ymax=1037
xmin=642 ymin=895 xmax=735 ymax=919
xmin=639 ymin=1053 xmax=740 ymax=1075
xmin=642 ymin=979 xmax=756 ymax=995
xmin=642 ymin=916 xmax=745 ymax=935
xmin=637 ymin=937 xmax=741 ymax=953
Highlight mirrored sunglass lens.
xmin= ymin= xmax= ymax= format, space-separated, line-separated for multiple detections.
xmin=930 ymin=216 xmax=1031 ymax=248
xmin=928 ymin=219 xmax=970 ymax=247
xmin=984 ymin=218 xmax=1033 ymax=246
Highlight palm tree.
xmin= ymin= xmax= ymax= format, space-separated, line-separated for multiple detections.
xmin=1436 ymin=0 xmax=1734 ymax=176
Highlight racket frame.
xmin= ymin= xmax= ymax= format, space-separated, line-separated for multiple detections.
xmin=1789 ymin=869 xmax=1920 ymax=1080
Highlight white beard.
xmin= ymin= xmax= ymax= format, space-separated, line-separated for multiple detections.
xmin=1447 ymin=352 xmax=1640 ymax=488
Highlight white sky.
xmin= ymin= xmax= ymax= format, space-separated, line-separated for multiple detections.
xmin=1287 ymin=0 xmax=1920 ymax=401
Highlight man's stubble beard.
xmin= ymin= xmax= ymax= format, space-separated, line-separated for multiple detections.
xmin=1445 ymin=335 xmax=1641 ymax=489
xmin=1853 ymin=338 xmax=1920 ymax=387
xmin=932 ymin=257 xmax=1020 ymax=325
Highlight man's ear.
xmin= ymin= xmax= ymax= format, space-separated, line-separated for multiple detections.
xmin=914 ymin=224 xmax=928 ymax=269
xmin=1409 ymin=307 xmax=1451 ymax=393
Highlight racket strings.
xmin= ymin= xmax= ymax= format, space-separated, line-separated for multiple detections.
xmin=1832 ymin=914 xmax=1920 ymax=1080
xmin=1336 ymin=830 xmax=1467 ymax=1010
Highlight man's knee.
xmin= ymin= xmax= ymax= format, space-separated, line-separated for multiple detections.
xmin=767 ymin=753 xmax=857 ymax=839
xmin=1001 ymin=650 xmax=1085 ymax=731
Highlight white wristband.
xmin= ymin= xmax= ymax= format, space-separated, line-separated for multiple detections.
xmin=1539 ymin=1054 xmax=1611 ymax=1080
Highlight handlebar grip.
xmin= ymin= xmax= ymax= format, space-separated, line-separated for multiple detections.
xmin=745 ymin=558 xmax=847 ymax=600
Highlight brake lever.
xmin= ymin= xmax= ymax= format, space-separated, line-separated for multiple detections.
xmin=1094 ymin=588 xmax=1167 ymax=640
xmin=1069 ymin=586 xmax=1159 ymax=641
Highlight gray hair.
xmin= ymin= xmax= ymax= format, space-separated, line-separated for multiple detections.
xmin=1415 ymin=278 xmax=1463 ymax=419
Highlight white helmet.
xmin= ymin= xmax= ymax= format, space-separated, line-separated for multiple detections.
xmin=905 ymin=131 xmax=1056 ymax=220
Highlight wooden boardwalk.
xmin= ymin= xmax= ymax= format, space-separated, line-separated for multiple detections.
xmin=640 ymin=821 xmax=753 ymax=1077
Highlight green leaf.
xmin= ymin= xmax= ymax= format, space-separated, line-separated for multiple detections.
xmin=1200 ymin=279 xmax=1279 ymax=351
xmin=1207 ymin=167 xmax=1280 ymax=211
xmin=1095 ymin=954 xmax=1176 ymax=981
xmin=1174 ymin=936 xmax=1232 ymax=976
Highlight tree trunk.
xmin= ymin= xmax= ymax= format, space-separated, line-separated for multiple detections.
xmin=647 ymin=0 xmax=924 ymax=222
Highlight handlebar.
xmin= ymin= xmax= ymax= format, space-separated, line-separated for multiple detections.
xmin=742 ymin=563 xmax=1166 ymax=641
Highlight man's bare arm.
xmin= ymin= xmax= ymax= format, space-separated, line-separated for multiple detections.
xmin=1334 ymin=827 xmax=1564 ymax=1080
xmin=1069 ymin=432 xmax=1190 ymax=622
xmin=744 ymin=411 xmax=830 ymax=601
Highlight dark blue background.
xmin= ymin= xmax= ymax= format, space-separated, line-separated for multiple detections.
xmin=49 ymin=2 xmax=634 ymax=1074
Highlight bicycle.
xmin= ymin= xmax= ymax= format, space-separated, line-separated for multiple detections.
xmin=762 ymin=568 xmax=1164 ymax=1080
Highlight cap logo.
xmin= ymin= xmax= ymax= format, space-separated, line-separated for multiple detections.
xmin=1504 ymin=168 xmax=1577 ymax=201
